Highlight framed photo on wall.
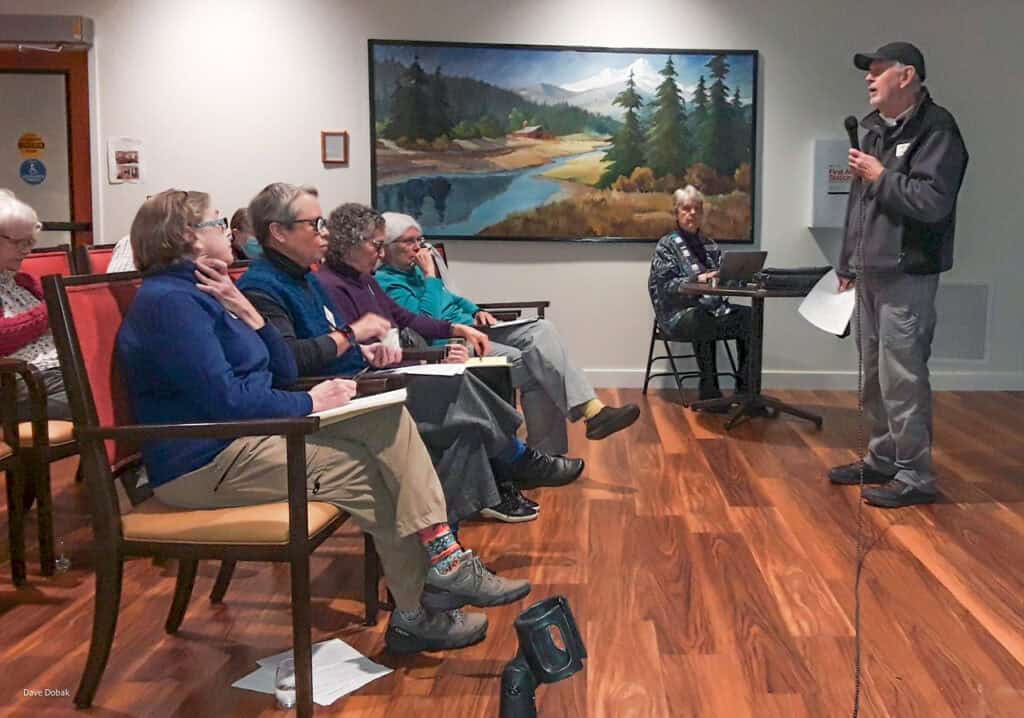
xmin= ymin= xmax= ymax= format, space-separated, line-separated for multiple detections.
xmin=369 ymin=40 xmax=758 ymax=242
xmin=321 ymin=130 xmax=349 ymax=166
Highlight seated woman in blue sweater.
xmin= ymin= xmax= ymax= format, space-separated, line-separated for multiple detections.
xmin=116 ymin=189 xmax=532 ymax=654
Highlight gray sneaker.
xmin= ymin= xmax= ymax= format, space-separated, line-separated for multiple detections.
xmin=422 ymin=551 xmax=532 ymax=610
xmin=385 ymin=608 xmax=488 ymax=655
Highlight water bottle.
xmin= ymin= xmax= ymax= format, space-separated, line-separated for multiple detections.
xmin=55 ymin=538 xmax=71 ymax=574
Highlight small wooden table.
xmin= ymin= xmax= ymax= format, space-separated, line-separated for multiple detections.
xmin=677 ymin=282 xmax=823 ymax=430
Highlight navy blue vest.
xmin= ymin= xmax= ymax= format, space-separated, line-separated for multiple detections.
xmin=238 ymin=258 xmax=365 ymax=375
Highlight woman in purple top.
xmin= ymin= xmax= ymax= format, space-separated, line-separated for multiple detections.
xmin=316 ymin=205 xmax=488 ymax=358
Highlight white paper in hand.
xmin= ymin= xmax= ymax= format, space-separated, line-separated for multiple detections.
xmin=798 ymin=269 xmax=855 ymax=336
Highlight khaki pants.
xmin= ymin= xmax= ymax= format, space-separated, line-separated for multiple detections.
xmin=153 ymin=405 xmax=446 ymax=610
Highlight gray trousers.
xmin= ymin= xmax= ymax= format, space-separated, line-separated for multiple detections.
xmin=15 ymin=367 xmax=72 ymax=422
xmin=404 ymin=371 xmax=521 ymax=522
xmin=857 ymin=271 xmax=940 ymax=492
xmin=486 ymin=319 xmax=596 ymax=455
xmin=153 ymin=405 xmax=446 ymax=611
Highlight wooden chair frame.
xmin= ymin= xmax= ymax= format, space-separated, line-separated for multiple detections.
xmin=71 ymin=242 xmax=119 ymax=275
xmin=43 ymin=272 xmax=384 ymax=718
xmin=1 ymin=368 xmax=28 ymax=584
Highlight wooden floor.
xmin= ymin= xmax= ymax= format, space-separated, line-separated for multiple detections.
xmin=2 ymin=389 xmax=1023 ymax=717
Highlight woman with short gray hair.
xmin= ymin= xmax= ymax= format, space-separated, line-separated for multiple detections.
xmin=0 ymin=189 xmax=71 ymax=422
xmin=648 ymin=185 xmax=752 ymax=406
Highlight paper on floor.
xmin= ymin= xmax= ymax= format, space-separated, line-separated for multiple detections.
xmin=232 ymin=638 xmax=393 ymax=707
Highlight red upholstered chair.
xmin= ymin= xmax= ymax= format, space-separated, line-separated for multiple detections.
xmin=3 ymin=243 xmax=78 ymax=577
xmin=43 ymin=271 xmax=383 ymax=718
xmin=22 ymin=244 xmax=74 ymax=282
xmin=72 ymin=243 xmax=117 ymax=274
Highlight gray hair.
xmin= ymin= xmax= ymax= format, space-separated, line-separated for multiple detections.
xmin=0 ymin=188 xmax=42 ymax=240
xmin=325 ymin=203 xmax=384 ymax=270
xmin=382 ymin=212 xmax=422 ymax=244
xmin=673 ymin=185 xmax=704 ymax=210
xmin=248 ymin=182 xmax=318 ymax=245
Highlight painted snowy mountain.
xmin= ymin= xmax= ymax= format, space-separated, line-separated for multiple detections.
xmin=515 ymin=58 xmax=696 ymax=121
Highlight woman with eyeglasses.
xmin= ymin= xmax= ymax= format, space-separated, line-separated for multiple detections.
xmin=117 ymin=188 xmax=536 ymax=653
xmin=0 ymin=189 xmax=71 ymax=422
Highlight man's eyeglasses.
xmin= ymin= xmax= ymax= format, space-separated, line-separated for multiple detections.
xmin=289 ymin=217 xmax=327 ymax=233
xmin=193 ymin=217 xmax=229 ymax=231
xmin=0 ymin=234 xmax=38 ymax=250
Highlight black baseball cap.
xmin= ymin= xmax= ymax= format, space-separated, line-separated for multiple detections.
xmin=854 ymin=42 xmax=926 ymax=81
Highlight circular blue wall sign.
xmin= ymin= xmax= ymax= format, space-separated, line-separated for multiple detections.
xmin=19 ymin=159 xmax=47 ymax=185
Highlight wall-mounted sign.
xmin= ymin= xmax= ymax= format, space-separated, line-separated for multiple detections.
xmin=107 ymin=137 xmax=144 ymax=184
xmin=17 ymin=132 xmax=45 ymax=158
xmin=19 ymin=159 xmax=47 ymax=185
xmin=811 ymin=139 xmax=850 ymax=228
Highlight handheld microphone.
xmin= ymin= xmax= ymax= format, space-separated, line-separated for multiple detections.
xmin=844 ymin=115 xmax=860 ymax=151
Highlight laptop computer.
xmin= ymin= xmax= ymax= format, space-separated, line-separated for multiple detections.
xmin=718 ymin=250 xmax=768 ymax=282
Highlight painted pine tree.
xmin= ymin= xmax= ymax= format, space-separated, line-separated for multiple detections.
xmin=598 ymin=70 xmax=646 ymax=188
xmin=646 ymin=56 xmax=690 ymax=178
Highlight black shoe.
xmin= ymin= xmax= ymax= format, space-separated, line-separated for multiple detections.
xmin=862 ymin=479 xmax=936 ymax=508
xmin=585 ymin=404 xmax=640 ymax=440
xmin=517 ymin=491 xmax=539 ymax=512
xmin=698 ymin=386 xmax=723 ymax=401
xmin=828 ymin=461 xmax=893 ymax=486
xmin=480 ymin=491 xmax=539 ymax=523
xmin=496 ymin=448 xmax=584 ymax=490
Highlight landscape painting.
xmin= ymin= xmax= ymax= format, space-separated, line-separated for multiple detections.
xmin=369 ymin=40 xmax=758 ymax=242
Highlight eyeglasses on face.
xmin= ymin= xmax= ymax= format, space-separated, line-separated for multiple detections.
xmin=288 ymin=216 xmax=327 ymax=233
xmin=396 ymin=235 xmax=423 ymax=247
xmin=0 ymin=234 xmax=38 ymax=250
xmin=193 ymin=217 xmax=229 ymax=231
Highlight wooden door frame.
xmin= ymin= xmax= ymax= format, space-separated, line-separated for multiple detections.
xmin=0 ymin=48 xmax=93 ymax=247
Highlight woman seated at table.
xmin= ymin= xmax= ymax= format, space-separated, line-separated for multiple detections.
xmin=0 ymin=189 xmax=71 ymax=422
xmin=647 ymin=185 xmax=751 ymax=404
xmin=116 ymin=189 xmax=532 ymax=654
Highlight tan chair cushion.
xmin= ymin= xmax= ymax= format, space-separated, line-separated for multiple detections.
xmin=0 ymin=441 xmax=12 ymax=460
xmin=121 ymin=499 xmax=343 ymax=545
xmin=15 ymin=420 xmax=76 ymax=446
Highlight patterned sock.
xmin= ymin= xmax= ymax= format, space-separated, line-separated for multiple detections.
xmin=580 ymin=399 xmax=606 ymax=421
xmin=417 ymin=523 xmax=464 ymax=574
xmin=494 ymin=438 xmax=527 ymax=464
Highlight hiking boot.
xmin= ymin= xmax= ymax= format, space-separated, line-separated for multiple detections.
xmin=385 ymin=608 xmax=488 ymax=654
xmin=585 ymin=404 xmax=641 ymax=440
xmin=828 ymin=461 xmax=893 ymax=486
xmin=495 ymin=448 xmax=584 ymax=490
xmin=422 ymin=551 xmax=532 ymax=610
xmin=480 ymin=489 xmax=539 ymax=523
xmin=862 ymin=479 xmax=937 ymax=508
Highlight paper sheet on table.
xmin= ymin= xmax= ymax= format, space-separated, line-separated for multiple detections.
xmin=483 ymin=317 xmax=539 ymax=330
xmin=385 ymin=363 xmax=466 ymax=376
xmin=798 ymin=269 xmax=855 ymax=336
xmin=309 ymin=388 xmax=406 ymax=427
xmin=465 ymin=356 xmax=509 ymax=367
xmin=232 ymin=638 xmax=393 ymax=706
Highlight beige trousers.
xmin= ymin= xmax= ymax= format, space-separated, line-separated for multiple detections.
xmin=153 ymin=405 xmax=446 ymax=610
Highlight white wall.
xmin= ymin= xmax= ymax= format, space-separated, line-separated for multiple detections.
xmin=6 ymin=0 xmax=1023 ymax=388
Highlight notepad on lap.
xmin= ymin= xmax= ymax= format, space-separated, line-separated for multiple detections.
xmin=483 ymin=317 xmax=539 ymax=330
xmin=309 ymin=389 xmax=407 ymax=427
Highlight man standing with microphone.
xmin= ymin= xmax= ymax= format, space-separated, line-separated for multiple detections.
xmin=828 ymin=42 xmax=968 ymax=507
